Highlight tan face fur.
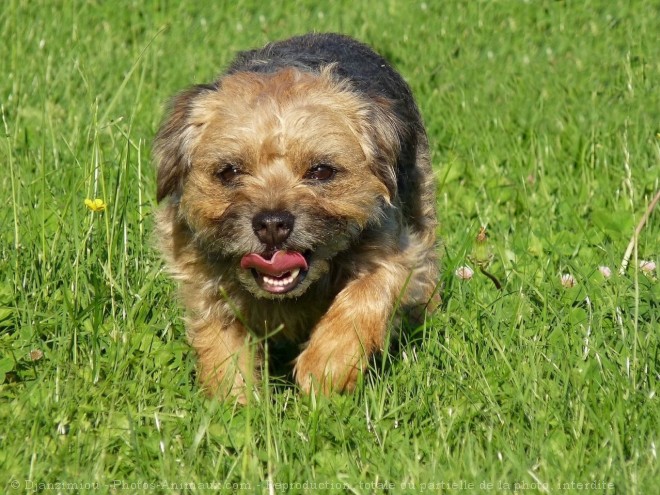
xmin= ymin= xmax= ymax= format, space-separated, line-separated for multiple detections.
xmin=157 ymin=68 xmax=395 ymax=299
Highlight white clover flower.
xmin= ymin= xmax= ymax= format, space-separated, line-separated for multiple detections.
xmin=598 ymin=266 xmax=612 ymax=278
xmin=560 ymin=273 xmax=576 ymax=288
xmin=455 ymin=265 xmax=474 ymax=280
xmin=639 ymin=260 xmax=656 ymax=274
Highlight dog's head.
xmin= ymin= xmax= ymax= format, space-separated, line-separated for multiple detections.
xmin=154 ymin=67 xmax=403 ymax=298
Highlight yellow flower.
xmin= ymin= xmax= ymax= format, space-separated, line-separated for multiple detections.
xmin=84 ymin=198 xmax=106 ymax=212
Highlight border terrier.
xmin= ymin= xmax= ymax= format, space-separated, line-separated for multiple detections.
xmin=154 ymin=33 xmax=439 ymax=402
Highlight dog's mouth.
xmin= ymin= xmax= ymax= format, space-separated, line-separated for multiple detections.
xmin=240 ymin=250 xmax=309 ymax=294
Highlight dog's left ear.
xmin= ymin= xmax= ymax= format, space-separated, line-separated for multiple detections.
xmin=154 ymin=84 xmax=216 ymax=203
xmin=362 ymin=97 xmax=416 ymax=203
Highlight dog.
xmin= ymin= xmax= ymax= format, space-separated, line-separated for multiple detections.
xmin=154 ymin=33 xmax=439 ymax=402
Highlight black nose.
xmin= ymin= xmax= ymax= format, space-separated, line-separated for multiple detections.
xmin=252 ymin=210 xmax=295 ymax=246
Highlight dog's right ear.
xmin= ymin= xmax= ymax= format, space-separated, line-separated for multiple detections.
xmin=154 ymin=84 xmax=217 ymax=203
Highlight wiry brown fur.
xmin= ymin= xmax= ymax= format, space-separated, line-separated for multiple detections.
xmin=154 ymin=35 xmax=439 ymax=402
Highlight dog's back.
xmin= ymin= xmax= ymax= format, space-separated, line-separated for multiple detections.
xmin=227 ymin=33 xmax=416 ymax=108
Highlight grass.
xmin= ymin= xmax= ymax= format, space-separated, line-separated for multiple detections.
xmin=1 ymin=0 xmax=658 ymax=493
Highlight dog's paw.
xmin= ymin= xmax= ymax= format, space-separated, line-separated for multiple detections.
xmin=198 ymin=354 xmax=251 ymax=404
xmin=294 ymin=337 xmax=367 ymax=395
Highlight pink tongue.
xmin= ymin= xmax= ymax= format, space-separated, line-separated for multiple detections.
xmin=240 ymin=250 xmax=308 ymax=276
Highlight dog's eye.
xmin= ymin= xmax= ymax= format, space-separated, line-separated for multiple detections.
xmin=304 ymin=164 xmax=336 ymax=182
xmin=215 ymin=164 xmax=243 ymax=184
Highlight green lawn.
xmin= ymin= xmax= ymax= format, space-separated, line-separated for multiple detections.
xmin=1 ymin=0 xmax=658 ymax=493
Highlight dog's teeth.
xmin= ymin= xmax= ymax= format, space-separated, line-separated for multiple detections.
xmin=262 ymin=268 xmax=301 ymax=288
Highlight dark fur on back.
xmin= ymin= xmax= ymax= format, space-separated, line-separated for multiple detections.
xmin=227 ymin=33 xmax=416 ymax=110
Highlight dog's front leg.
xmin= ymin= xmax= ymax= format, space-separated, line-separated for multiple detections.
xmin=294 ymin=263 xmax=409 ymax=394
xmin=187 ymin=317 xmax=260 ymax=403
